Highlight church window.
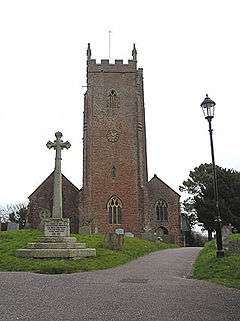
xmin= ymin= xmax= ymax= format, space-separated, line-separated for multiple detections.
xmin=156 ymin=200 xmax=168 ymax=222
xmin=108 ymin=90 xmax=119 ymax=108
xmin=107 ymin=196 xmax=122 ymax=224
xmin=112 ymin=166 xmax=116 ymax=178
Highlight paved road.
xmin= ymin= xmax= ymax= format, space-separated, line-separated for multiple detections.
xmin=0 ymin=247 xmax=239 ymax=321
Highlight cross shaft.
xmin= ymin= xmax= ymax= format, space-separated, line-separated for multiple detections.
xmin=47 ymin=131 xmax=71 ymax=218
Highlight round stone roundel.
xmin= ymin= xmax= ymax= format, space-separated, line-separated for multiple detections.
xmin=106 ymin=130 xmax=119 ymax=143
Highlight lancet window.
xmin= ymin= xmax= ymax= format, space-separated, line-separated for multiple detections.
xmin=111 ymin=166 xmax=116 ymax=178
xmin=108 ymin=90 xmax=118 ymax=108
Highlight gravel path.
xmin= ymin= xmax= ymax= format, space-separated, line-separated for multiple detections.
xmin=0 ymin=247 xmax=239 ymax=321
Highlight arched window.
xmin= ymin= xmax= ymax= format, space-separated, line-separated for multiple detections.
xmin=107 ymin=196 xmax=122 ymax=224
xmin=108 ymin=90 xmax=118 ymax=108
xmin=111 ymin=166 xmax=116 ymax=178
xmin=156 ymin=200 xmax=168 ymax=222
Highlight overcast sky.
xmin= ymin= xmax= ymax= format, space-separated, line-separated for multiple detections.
xmin=0 ymin=0 xmax=240 ymax=205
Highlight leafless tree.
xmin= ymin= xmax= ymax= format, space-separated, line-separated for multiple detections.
xmin=0 ymin=205 xmax=8 ymax=223
xmin=0 ymin=202 xmax=28 ymax=228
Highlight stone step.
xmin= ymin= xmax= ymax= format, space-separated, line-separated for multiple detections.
xmin=16 ymin=248 xmax=96 ymax=259
xmin=39 ymin=236 xmax=77 ymax=243
xmin=27 ymin=242 xmax=86 ymax=249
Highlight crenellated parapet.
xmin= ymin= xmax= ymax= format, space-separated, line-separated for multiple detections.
xmin=87 ymin=43 xmax=138 ymax=73
xmin=87 ymin=59 xmax=137 ymax=73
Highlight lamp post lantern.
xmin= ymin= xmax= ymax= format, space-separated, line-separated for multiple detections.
xmin=200 ymin=94 xmax=224 ymax=258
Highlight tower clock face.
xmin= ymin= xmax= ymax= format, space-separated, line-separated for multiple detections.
xmin=106 ymin=130 xmax=119 ymax=142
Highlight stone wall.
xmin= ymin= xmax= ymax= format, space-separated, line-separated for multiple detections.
xmin=82 ymin=58 xmax=148 ymax=235
xmin=28 ymin=172 xmax=80 ymax=233
xmin=26 ymin=47 xmax=183 ymax=247
xmin=147 ymin=175 xmax=182 ymax=246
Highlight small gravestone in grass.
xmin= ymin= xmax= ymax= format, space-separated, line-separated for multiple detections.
xmin=104 ymin=229 xmax=124 ymax=250
xmin=16 ymin=131 xmax=96 ymax=259
xmin=7 ymin=222 xmax=19 ymax=231
xmin=222 ymin=224 xmax=240 ymax=252
xmin=222 ymin=224 xmax=232 ymax=250
xmin=125 ymin=232 xmax=134 ymax=237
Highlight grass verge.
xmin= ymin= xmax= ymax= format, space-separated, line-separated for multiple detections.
xmin=229 ymin=233 xmax=240 ymax=241
xmin=0 ymin=229 xmax=176 ymax=274
xmin=193 ymin=238 xmax=240 ymax=289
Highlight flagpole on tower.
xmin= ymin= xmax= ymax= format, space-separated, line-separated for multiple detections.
xmin=108 ymin=30 xmax=111 ymax=60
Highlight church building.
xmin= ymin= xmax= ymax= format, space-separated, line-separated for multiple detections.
xmin=27 ymin=44 xmax=182 ymax=245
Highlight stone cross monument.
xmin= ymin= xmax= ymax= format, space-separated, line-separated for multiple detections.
xmin=42 ymin=131 xmax=71 ymax=237
xmin=16 ymin=134 xmax=96 ymax=258
xmin=46 ymin=131 xmax=71 ymax=218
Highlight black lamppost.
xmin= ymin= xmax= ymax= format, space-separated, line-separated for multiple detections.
xmin=200 ymin=94 xmax=224 ymax=258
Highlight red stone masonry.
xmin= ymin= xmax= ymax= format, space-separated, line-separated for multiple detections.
xmin=82 ymin=58 xmax=148 ymax=235
xmin=27 ymin=45 xmax=182 ymax=245
xmin=28 ymin=172 xmax=80 ymax=233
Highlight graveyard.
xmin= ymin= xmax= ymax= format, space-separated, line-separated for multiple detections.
xmin=193 ymin=233 xmax=240 ymax=289
xmin=0 ymin=229 xmax=176 ymax=274
xmin=0 ymin=228 xmax=239 ymax=290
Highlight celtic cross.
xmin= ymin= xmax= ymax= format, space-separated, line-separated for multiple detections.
xmin=47 ymin=131 xmax=71 ymax=218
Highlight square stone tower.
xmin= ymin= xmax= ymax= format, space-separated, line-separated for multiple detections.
xmin=81 ymin=44 xmax=148 ymax=235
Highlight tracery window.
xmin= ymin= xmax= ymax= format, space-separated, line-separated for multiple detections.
xmin=107 ymin=196 xmax=122 ymax=224
xmin=156 ymin=200 xmax=168 ymax=222
xmin=108 ymin=90 xmax=118 ymax=108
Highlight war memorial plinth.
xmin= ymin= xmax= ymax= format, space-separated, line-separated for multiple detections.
xmin=44 ymin=218 xmax=70 ymax=237
xmin=16 ymin=132 xmax=96 ymax=259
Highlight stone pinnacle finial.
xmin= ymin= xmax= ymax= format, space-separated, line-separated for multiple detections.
xmin=132 ymin=43 xmax=137 ymax=61
xmin=87 ymin=43 xmax=91 ymax=61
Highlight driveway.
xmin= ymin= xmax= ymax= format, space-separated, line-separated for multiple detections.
xmin=0 ymin=247 xmax=239 ymax=321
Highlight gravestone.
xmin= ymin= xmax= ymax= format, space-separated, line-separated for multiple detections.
xmin=16 ymin=132 xmax=96 ymax=259
xmin=104 ymin=233 xmax=124 ymax=250
xmin=7 ymin=222 xmax=19 ymax=231
xmin=115 ymin=228 xmax=124 ymax=235
xmin=125 ymin=232 xmax=134 ymax=237
xmin=222 ymin=224 xmax=232 ymax=250
xmin=24 ymin=222 xmax=31 ymax=229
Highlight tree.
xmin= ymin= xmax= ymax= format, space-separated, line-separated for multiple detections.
xmin=2 ymin=202 xmax=28 ymax=229
xmin=0 ymin=205 xmax=8 ymax=223
xmin=181 ymin=198 xmax=197 ymax=229
xmin=180 ymin=163 xmax=240 ymax=239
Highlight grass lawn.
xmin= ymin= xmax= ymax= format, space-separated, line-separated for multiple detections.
xmin=229 ymin=233 xmax=240 ymax=241
xmin=193 ymin=236 xmax=240 ymax=289
xmin=0 ymin=229 xmax=176 ymax=274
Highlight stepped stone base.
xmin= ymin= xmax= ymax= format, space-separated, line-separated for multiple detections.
xmin=27 ymin=242 xmax=86 ymax=249
xmin=16 ymin=219 xmax=96 ymax=259
xmin=39 ymin=236 xmax=78 ymax=243
xmin=16 ymin=247 xmax=96 ymax=259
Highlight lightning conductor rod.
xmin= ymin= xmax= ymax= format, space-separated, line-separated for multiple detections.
xmin=108 ymin=30 xmax=111 ymax=60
